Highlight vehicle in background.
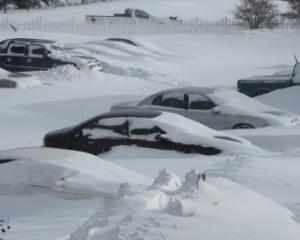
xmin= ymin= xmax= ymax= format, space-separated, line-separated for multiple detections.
xmin=0 ymin=70 xmax=40 ymax=88
xmin=0 ymin=38 xmax=102 ymax=72
xmin=86 ymin=8 xmax=178 ymax=24
xmin=111 ymin=87 xmax=298 ymax=130
xmin=237 ymin=62 xmax=300 ymax=97
xmin=105 ymin=38 xmax=138 ymax=46
xmin=44 ymin=110 xmax=265 ymax=156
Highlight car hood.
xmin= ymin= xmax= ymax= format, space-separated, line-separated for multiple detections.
xmin=111 ymin=100 xmax=139 ymax=111
xmin=207 ymin=89 xmax=299 ymax=126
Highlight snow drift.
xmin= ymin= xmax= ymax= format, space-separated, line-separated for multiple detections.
xmin=69 ymin=169 xmax=300 ymax=240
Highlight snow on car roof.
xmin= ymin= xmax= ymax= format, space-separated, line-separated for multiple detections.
xmin=4 ymin=38 xmax=57 ymax=44
xmin=155 ymin=86 xmax=215 ymax=95
xmin=83 ymin=110 xmax=162 ymax=124
xmin=207 ymin=88 xmax=280 ymax=110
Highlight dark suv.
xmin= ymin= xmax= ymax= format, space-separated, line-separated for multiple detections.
xmin=0 ymin=38 xmax=83 ymax=72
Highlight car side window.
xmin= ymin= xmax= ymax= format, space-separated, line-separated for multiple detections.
xmin=8 ymin=43 xmax=27 ymax=56
xmin=161 ymin=92 xmax=185 ymax=109
xmin=188 ymin=94 xmax=216 ymax=110
xmin=28 ymin=45 xmax=47 ymax=58
xmin=152 ymin=95 xmax=162 ymax=106
xmin=125 ymin=9 xmax=132 ymax=16
xmin=128 ymin=117 xmax=166 ymax=140
xmin=82 ymin=117 xmax=129 ymax=138
xmin=135 ymin=10 xmax=150 ymax=19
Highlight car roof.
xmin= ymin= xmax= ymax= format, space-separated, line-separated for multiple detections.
xmin=99 ymin=110 xmax=162 ymax=119
xmin=76 ymin=110 xmax=163 ymax=129
xmin=155 ymin=87 xmax=216 ymax=95
xmin=1 ymin=38 xmax=57 ymax=45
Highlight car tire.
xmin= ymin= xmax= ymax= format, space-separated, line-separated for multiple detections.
xmin=233 ymin=123 xmax=255 ymax=129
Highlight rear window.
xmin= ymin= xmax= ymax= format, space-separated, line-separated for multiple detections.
xmin=160 ymin=92 xmax=185 ymax=109
xmin=189 ymin=94 xmax=215 ymax=110
xmin=32 ymin=48 xmax=45 ymax=55
xmin=29 ymin=45 xmax=47 ymax=57
xmin=9 ymin=44 xmax=26 ymax=55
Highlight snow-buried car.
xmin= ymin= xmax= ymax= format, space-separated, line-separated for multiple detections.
xmin=44 ymin=110 xmax=266 ymax=156
xmin=111 ymin=87 xmax=299 ymax=130
xmin=0 ymin=38 xmax=102 ymax=72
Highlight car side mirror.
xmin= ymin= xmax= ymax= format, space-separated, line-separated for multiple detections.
xmin=211 ymin=106 xmax=220 ymax=114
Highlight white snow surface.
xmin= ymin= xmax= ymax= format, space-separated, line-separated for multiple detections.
xmin=69 ymin=170 xmax=300 ymax=240
xmin=0 ymin=0 xmax=289 ymax=21
xmin=0 ymin=70 xmax=42 ymax=88
xmin=0 ymin=147 xmax=151 ymax=197
xmin=1 ymin=5 xmax=300 ymax=239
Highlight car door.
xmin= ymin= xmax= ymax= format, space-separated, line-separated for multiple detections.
xmin=79 ymin=117 xmax=129 ymax=154
xmin=5 ymin=43 xmax=28 ymax=72
xmin=128 ymin=117 xmax=166 ymax=148
xmin=185 ymin=93 xmax=227 ymax=130
xmin=147 ymin=92 xmax=188 ymax=117
xmin=27 ymin=44 xmax=52 ymax=71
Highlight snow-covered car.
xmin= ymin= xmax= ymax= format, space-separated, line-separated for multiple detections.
xmin=44 ymin=110 xmax=266 ymax=156
xmin=111 ymin=87 xmax=299 ymax=130
xmin=0 ymin=68 xmax=41 ymax=88
xmin=0 ymin=38 xmax=102 ymax=72
xmin=0 ymin=147 xmax=150 ymax=197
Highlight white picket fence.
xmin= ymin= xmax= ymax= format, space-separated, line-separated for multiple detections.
xmin=0 ymin=17 xmax=298 ymax=36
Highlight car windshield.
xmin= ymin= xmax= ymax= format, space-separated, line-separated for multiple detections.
xmin=50 ymin=44 xmax=64 ymax=51
xmin=293 ymin=63 xmax=300 ymax=83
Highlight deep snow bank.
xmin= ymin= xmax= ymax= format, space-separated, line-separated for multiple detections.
xmin=69 ymin=169 xmax=300 ymax=240
xmin=0 ymin=147 xmax=151 ymax=198
xmin=257 ymin=86 xmax=300 ymax=115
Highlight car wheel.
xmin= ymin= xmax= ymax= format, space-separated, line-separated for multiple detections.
xmin=255 ymin=89 xmax=270 ymax=96
xmin=233 ymin=123 xmax=255 ymax=129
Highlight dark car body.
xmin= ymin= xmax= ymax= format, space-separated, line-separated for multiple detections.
xmin=0 ymin=38 xmax=78 ymax=72
xmin=237 ymin=64 xmax=300 ymax=97
xmin=44 ymin=110 xmax=221 ymax=156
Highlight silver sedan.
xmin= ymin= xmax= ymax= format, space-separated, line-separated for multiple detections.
xmin=111 ymin=87 xmax=298 ymax=130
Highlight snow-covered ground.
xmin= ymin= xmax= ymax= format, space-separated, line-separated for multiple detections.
xmin=1 ymin=1 xmax=300 ymax=239
xmin=0 ymin=0 xmax=289 ymax=21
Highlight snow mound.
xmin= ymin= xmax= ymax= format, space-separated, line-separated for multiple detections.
xmin=65 ymin=40 xmax=186 ymax=86
xmin=0 ymin=71 xmax=42 ymax=89
xmin=257 ymin=86 xmax=300 ymax=115
xmin=14 ymin=76 xmax=42 ymax=89
xmin=0 ymin=147 xmax=151 ymax=198
xmin=34 ymin=65 xmax=104 ymax=83
xmin=150 ymin=169 xmax=182 ymax=192
xmin=69 ymin=169 xmax=300 ymax=240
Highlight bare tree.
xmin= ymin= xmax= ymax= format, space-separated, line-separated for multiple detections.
xmin=14 ymin=0 xmax=42 ymax=10
xmin=0 ymin=0 xmax=11 ymax=13
xmin=283 ymin=0 xmax=300 ymax=18
xmin=234 ymin=0 xmax=278 ymax=29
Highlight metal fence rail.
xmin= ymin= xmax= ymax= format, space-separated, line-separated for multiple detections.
xmin=0 ymin=17 xmax=298 ymax=36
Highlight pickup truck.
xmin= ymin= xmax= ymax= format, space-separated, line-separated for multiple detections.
xmin=86 ymin=8 xmax=177 ymax=24
xmin=237 ymin=63 xmax=300 ymax=97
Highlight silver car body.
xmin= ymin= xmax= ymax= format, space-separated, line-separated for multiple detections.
xmin=111 ymin=87 xmax=299 ymax=130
